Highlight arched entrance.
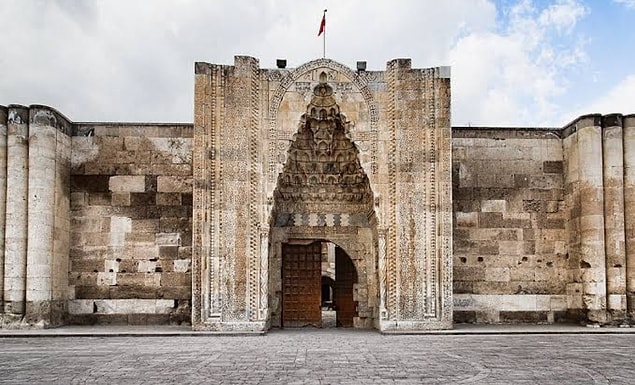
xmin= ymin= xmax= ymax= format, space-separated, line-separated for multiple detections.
xmin=269 ymin=74 xmax=377 ymax=329
xmin=280 ymin=240 xmax=359 ymax=328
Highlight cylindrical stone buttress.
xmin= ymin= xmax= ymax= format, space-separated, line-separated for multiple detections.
xmin=623 ymin=114 xmax=635 ymax=319
xmin=563 ymin=127 xmax=583 ymax=314
xmin=0 ymin=106 xmax=7 ymax=309
xmin=25 ymin=108 xmax=59 ymax=324
xmin=576 ymin=116 xmax=608 ymax=323
xmin=51 ymin=121 xmax=71 ymax=321
xmin=602 ymin=115 xmax=627 ymax=321
xmin=3 ymin=105 xmax=29 ymax=315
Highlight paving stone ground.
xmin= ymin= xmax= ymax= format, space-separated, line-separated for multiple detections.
xmin=0 ymin=329 xmax=634 ymax=384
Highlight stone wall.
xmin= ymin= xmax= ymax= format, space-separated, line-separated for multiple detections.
xmin=452 ymin=127 xmax=569 ymax=323
xmin=68 ymin=123 xmax=193 ymax=325
xmin=2 ymin=80 xmax=634 ymax=330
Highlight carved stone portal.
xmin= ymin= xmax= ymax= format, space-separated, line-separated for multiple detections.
xmin=273 ymin=73 xmax=374 ymax=224
xmin=193 ymin=56 xmax=452 ymax=332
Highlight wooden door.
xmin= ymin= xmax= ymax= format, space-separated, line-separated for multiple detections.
xmin=282 ymin=242 xmax=322 ymax=327
xmin=334 ymin=247 xmax=357 ymax=327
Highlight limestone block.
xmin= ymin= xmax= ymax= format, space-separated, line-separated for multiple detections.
xmin=529 ymin=174 xmax=563 ymax=189
xmin=131 ymin=219 xmax=160 ymax=233
xmin=156 ymin=299 xmax=177 ymax=314
xmin=159 ymin=246 xmax=179 ymax=259
xmin=534 ymin=268 xmax=560 ymax=282
xmin=124 ymin=232 xmax=155 ymax=245
xmin=453 ymin=294 xmax=564 ymax=312
xmin=156 ymin=232 xmax=181 ymax=246
xmin=582 ymin=280 xmax=605 ymax=295
xmin=160 ymin=272 xmax=190 ymax=287
xmin=471 ymin=229 xmax=521 ymax=241
xmin=114 ymin=299 xmax=155 ymax=314
xmin=481 ymin=200 xmax=506 ymax=212
xmin=114 ymin=151 xmax=136 ymax=164
xmin=109 ymin=176 xmax=145 ymax=193
xmin=123 ymin=245 xmax=158 ymax=260
xmin=115 ymin=272 xmax=145 ymax=286
xmin=485 ymin=268 xmax=510 ymax=282
xmin=606 ymin=267 xmax=625 ymax=292
xmin=70 ymin=138 xmax=99 ymax=169
xmin=144 ymin=273 xmax=161 ymax=287
xmin=94 ymin=300 xmax=117 ymax=314
xmin=499 ymin=241 xmax=524 ymax=255
xmin=71 ymin=217 xmax=102 ymax=233
xmin=453 ymin=266 xmax=484 ymax=281
xmin=510 ymin=268 xmax=535 ymax=281
xmin=148 ymin=137 xmax=192 ymax=164
xmin=70 ymin=192 xmax=87 ymax=208
xmin=549 ymin=296 xmax=567 ymax=311
xmin=499 ymin=295 xmax=537 ymax=310
xmin=607 ymin=294 xmax=626 ymax=311
xmin=173 ymin=259 xmax=191 ymax=273
xmin=109 ymin=232 xmax=126 ymax=247
xmin=477 ymin=173 xmax=514 ymax=188
xmin=110 ymin=216 xmax=132 ymax=234
xmin=137 ymin=260 xmax=157 ymax=273
xmin=157 ymin=176 xmax=192 ymax=193
xmin=156 ymin=193 xmax=181 ymax=206
xmin=111 ymin=193 xmax=131 ymax=206
xmin=67 ymin=299 xmax=95 ymax=315
xmin=97 ymin=272 xmax=117 ymax=286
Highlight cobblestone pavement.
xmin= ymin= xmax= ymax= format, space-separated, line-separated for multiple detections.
xmin=1 ymin=329 xmax=634 ymax=384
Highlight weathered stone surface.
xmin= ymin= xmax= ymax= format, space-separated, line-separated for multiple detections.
xmin=192 ymin=57 xmax=452 ymax=332
xmin=67 ymin=123 xmax=193 ymax=325
xmin=1 ymin=67 xmax=634 ymax=330
xmin=453 ymin=127 xmax=569 ymax=323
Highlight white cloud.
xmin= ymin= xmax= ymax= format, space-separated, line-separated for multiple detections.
xmin=613 ymin=0 xmax=635 ymax=9
xmin=0 ymin=0 xmax=613 ymax=128
xmin=574 ymin=74 xmax=635 ymax=117
xmin=539 ymin=0 xmax=588 ymax=33
xmin=0 ymin=0 xmax=500 ymax=122
xmin=448 ymin=0 xmax=589 ymax=126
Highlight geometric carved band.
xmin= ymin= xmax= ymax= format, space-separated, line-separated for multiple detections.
xmin=274 ymin=212 xmax=370 ymax=228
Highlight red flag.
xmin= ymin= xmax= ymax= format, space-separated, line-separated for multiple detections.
xmin=318 ymin=11 xmax=326 ymax=36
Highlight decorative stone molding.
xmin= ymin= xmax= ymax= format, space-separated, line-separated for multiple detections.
xmin=193 ymin=56 xmax=453 ymax=332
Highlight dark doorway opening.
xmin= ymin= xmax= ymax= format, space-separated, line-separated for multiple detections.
xmin=321 ymin=276 xmax=335 ymax=309
xmin=281 ymin=241 xmax=358 ymax=328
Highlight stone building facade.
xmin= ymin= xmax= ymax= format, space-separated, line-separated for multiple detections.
xmin=0 ymin=56 xmax=633 ymax=330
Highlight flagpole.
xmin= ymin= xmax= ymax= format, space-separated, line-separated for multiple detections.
xmin=322 ymin=9 xmax=327 ymax=58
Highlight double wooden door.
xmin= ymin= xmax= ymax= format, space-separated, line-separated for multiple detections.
xmin=282 ymin=242 xmax=357 ymax=328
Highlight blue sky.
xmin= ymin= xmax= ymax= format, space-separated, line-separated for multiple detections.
xmin=0 ymin=0 xmax=633 ymax=127
xmin=538 ymin=0 xmax=635 ymax=123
